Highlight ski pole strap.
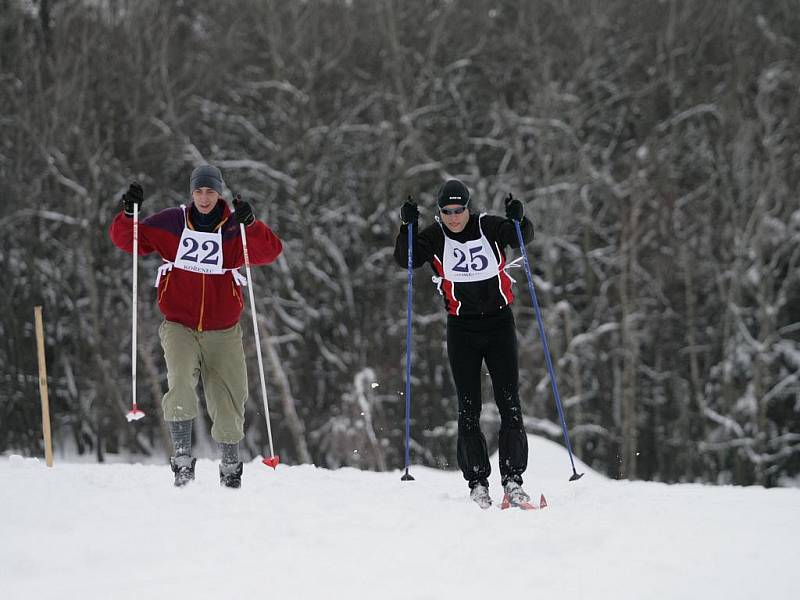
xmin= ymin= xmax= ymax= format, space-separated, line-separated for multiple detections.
xmin=229 ymin=269 xmax=247 ymax=286
xmin=154 ymin=261 xmax=247 ymax=287
xmin=154 ymin=261 xmax=174 ymax=287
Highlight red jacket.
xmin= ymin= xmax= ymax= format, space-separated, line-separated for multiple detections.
xmin=110 ymin=200 xmax=282 ymax=331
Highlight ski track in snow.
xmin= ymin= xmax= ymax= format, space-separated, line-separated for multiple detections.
xmin=1 ymin=436 xmax=797 ymax=600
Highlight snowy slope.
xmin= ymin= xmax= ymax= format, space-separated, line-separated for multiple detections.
xmin=1 ymin=436 xmax=797 ymax=600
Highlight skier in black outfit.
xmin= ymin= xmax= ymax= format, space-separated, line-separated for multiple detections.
xmin=394 ymin=179 xmax=534 ymax=509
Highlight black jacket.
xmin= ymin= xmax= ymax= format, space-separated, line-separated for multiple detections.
xmin=394 ymin=212 xmax=534 ymax=316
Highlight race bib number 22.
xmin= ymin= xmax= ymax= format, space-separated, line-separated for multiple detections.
xmin=174 ymin=229 xmax=224 ymax=274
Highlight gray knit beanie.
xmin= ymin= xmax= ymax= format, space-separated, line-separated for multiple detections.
xmin=189 ymin=165 xmax=224 ymax=195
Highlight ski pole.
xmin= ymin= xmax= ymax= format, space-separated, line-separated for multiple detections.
xmin=126 ymin=202 xmax=145 ymax=422
xmin=401 ymin=213 xmax=415 ymax=481
xmin=513 ymin=217 xmax=583 ymax=481
xmin=237 ymin=198 xmax=279 ymax=468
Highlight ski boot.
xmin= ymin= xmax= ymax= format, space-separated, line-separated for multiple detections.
xmin=170 ymin=455 xmax=196 ymax=487
xmin=501 ymin=478 xmax=532 ymax=508
xmin=219 ymin=461 xmax=243 ymax=489
xmin=469 ymin=479 xmax=492 ymax=509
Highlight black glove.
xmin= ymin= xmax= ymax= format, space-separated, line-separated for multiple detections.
xmin=122 ymin=182 xmax=144 ymax=216
xmin=233 ymin=194 xmax=255 ymax=226
xmin=505 ymin=193 xmax=524 ymax=221
xmin=401 ymin=196 xmax=419 ymax=226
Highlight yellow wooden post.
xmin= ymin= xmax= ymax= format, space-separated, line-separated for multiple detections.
xmin=34 ymin=306 xmax=54 ymax=467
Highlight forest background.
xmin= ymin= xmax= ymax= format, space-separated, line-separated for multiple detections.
xmin=2 ymin=0 xmax=799 ymax=487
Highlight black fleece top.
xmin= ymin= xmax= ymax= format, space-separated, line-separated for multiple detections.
xmin=394 ymin=212 xmax=534 ymax=316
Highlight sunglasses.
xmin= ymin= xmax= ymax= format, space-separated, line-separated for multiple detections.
xmin=440 ymin=206 xmax=467 ymax=216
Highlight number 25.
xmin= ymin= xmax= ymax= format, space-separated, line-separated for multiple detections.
xmin=453 ymin=246 xmax=488 ymax=272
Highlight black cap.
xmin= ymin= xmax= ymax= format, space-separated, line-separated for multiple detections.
xmin=437 ymin=179 xmax=470 ymax=208
xmin=189 ymin=165 xmax=224 ymax=195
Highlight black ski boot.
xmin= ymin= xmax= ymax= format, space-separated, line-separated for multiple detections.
xmin=219 ymin=461 xmax=243 ymax=488
xmin=170 ymin=455 xmax=196 ymax=487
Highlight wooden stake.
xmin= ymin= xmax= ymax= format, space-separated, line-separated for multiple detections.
xmin=34 ymin=306 xmax=54 ymax=467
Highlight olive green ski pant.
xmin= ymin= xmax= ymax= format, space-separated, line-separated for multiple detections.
xmin=159 ymin=320 xmax=248 ymax=444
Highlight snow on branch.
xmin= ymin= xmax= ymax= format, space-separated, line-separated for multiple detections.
xmin=216 ymin=159 xmax=298 ymax=191
xmin=47 ymin=159 xmax=88 ymax=198
xmin=3 ymin=208 xmax=89 ymax=229
xmin=703 ymin=407 xmax=746 ymax=438
xmin=655 ymin=104 xmax=724 ymax=133
xmin=245 ymin=80 xmax=309 ymax=103
xmin=761 ymin=370 xmax=800 ymax=406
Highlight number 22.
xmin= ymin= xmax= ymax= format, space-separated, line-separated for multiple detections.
xmin=179 ymin=238 xmax=220 ymax=265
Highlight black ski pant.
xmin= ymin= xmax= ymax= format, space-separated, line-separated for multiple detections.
xmin=446 ymin=307 xmax=528 ymax=488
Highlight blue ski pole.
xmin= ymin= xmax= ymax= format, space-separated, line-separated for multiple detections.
xmin=402 ymin=217 xmax=415 ymax=481
xmin=513 ymin=216 xmax=583 ymax=481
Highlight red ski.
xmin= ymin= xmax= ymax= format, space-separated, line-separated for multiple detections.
xmin=500 ymin=493 xmax=548 ymax=511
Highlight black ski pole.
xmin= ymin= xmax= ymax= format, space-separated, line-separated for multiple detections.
xmin=513 ymin=215 xmax=583 ymax=481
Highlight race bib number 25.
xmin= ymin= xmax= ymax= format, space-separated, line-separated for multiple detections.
xmin=452 ymin=245 xmax=489 ymax=273
xmin=442 ymin=235 xmax=499 ymax=282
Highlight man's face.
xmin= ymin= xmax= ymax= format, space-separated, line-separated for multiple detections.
xmin=440 ymin=204 xmax=469 ymax=233
xmin=192 ymin=188 xmax=220 ymax=214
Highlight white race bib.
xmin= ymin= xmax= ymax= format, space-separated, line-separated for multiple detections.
xmin=441 ymin=216 xmax=500 ymax=282
xmin=174 ymin=223 xmax=224 ymax=275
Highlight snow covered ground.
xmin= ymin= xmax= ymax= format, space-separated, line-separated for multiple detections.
xmin=1 ymin=436 xmax=797 ymax=600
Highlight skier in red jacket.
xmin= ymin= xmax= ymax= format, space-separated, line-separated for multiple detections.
xmin=110 ymin=165 xmax=282 ymax=488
